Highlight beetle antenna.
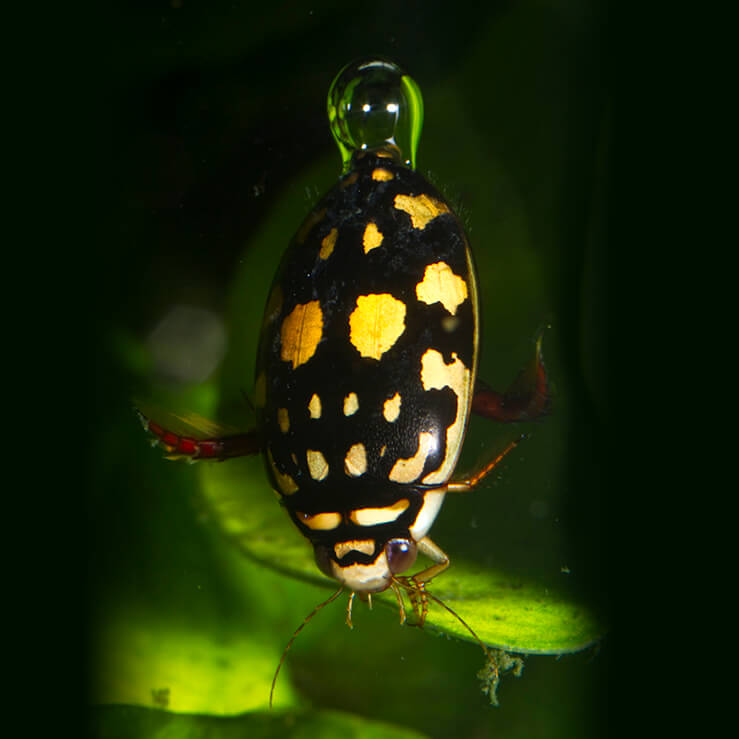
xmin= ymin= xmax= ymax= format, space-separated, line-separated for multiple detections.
xmin=421 ymin=588 xmax=507 ymax=697
xmin=269 ymin=585 xmax=344 ymax=709
xmin=421 ymin=589 xmax=492 ymax=662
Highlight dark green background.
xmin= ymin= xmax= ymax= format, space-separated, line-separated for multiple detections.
xmin=83 ymin=1 xmax=610 ymax=737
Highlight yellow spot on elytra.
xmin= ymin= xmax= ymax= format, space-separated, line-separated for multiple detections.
xmin=280 ymin=300 xmax=324 ymax=369
xmin=394 ymin=193 xmax=450 ymax=230
xmin=307 ymin=449 xmax=329 ymax=481
xmin=442 ymin=316 xmax=460 ymax=332
xmin=277 ymin=407 xmax=290 ymax=433
xmin=409 ymin=489 xmax=447 ymax=540
xmin=350 ymin=499 xmax=410 ymax=526
xmin=362 ymin=222 xmax=383 ymax=253
xmin=319 ymin=228 xmax=337 ymax=259
xmin=296 ymin=208 xmax=326 ymax=244
xmin=379 ymin=445 xmax=387 ymax=457
xmin=340 ymin=172 xmax=359 ymax=188
xmin=334 ymin=540 xmax=375 ymax=558
xmin=343 ymin=392 xmax=359 ymax=416
xmin=420 ymin=349 xmax=470 ymax=394
xmin=389 ymin=431 xmax=437 ymax=483
xmin=416 ymin=261 xmax=469 ymax=315
xmin=349 ymin=294 xmax=406 ymax=360
xmin=267 ymin=448 xmax=298 ymax=495
xmin=344 ymin=443 xmax=367 ymax=477
xmin=372 ymin=168 xmax=394 ymax=182
xmin=254 ymin=372 xmax=266 ymax=408
xmin=419 ymin=349 xmax=472 ymax=485
xmin=263 ymin=285 xmax=283 ymax=324
xmin=308 ymin=393 xmax=322 ymax=419
xmin=383 ymin=392 xmax=401 ymax=422
xmin=296 ymin=511 xmax=341 ymax=531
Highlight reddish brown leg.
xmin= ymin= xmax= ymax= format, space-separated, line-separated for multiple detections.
xmin=472 ymin=335 xmax=549 ymax=423
xmin=136 ymin=409 xmax=261 ymax=461
xmin=447 ymin=436 xmax=525 ymax=493
xmin=394 ymin=537 xmax=450 ymax=626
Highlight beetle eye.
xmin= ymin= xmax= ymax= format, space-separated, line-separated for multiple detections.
xmin=385 ymin=538 xmax=417 ymax=574
xmin=313 ymin=544 xmax=335 ymax=578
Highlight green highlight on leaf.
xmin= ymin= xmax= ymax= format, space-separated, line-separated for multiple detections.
xmin=91 ymin=704 xmax=429 ymax=739
xmin=91 ymin=602 xmax=297 ymax=714
xmin=198 ymin=458 xmax=605 ymax=660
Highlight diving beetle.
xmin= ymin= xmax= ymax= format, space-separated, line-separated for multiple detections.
xmin=139 ymin=56 xmax=549 ymax=701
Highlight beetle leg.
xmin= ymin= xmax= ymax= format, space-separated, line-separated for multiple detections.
xmin=345 ymin=592 xmax=356 ymax=629
xmin=389 ymin=581 xmax=407 ymax=625
xmin=472 ymin=334 xmax=549 ymax=423
xmin=447 ymin=436 xmax=525 ymax=493
xmin=393 ymin=578 xmax=426 ymax=625
xmin=394 ymin=537 xmax=450 ymax=626
xmin=414 ymin=537 xmax=451 ymax=582
xmin=406 ymin=581 xmax=425 ymax=624
xmin=137 ymin=408 xmax=261 ymax=461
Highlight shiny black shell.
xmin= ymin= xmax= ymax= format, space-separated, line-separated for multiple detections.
xmin=255 ymin=151 xmax=478 ymax=563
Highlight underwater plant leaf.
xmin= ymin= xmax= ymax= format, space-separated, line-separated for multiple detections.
xmin=198 ymin=459 xmax=603 ymax=655
xmin=91 ymin=599 xmax=298 ymax=713
xmin=408 ymin=563 xmax=601 ymax=654
xmin=91 ymin=705 xmax=428 ymax=739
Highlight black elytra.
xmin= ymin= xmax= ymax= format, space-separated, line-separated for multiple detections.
xmin=256 ymin=149 xmax=479 ymax=591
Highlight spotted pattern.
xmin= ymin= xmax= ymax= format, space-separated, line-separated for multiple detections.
xmin=383 ymin=392 xmax=401 ymax=422
xmin=263 ymin=286 xmax=283 ymax=325
xmin=344 ymin=442 xmax=368 ymax=477
xmin=267 ymin=448 xmax=298 ymax=495
xmin=350 ymin=499 xmax=410 ymax=527
xmin=319 ymin=228 xmax=338 ymax=259
xmin=296 ymin=511 xmax=341 ymax=530
xmin=335 ymin=540 xmax=375 ymax=559
xmin=256 ymin=153 xmax=478 ymax=592
xmin=306 ymin=449 xmax=329 ymax=481
xmin=409 ymin=490 xmax=447 ymax=540
xmin=372 ymin=168 xmax=394 ymax=182
xmin=394 ymin=193 xmax=450 ymax=230
xmin=296 ymin=208 xmax=326 ymax=245
xmin=349 ymin=294 xmax=406 ymax=360
xmin=362 ymin=222 xmax=383 ymax=253
xmin=340 ymin=171 xmax=359 ymax=188
xmin=308 ymin=393 xmax=322 ymax=419
xmin=389 ymin=431 xmax=437 ymax=483
xmin=442 ymin=316 xmax=460 ymax=333
xmin=343 ymin=392 xmax=359 ymax=416
xmin=280 ymin=300 xmax=324 ymax=369
xmin=416 ymin=261 xmax=469 ymax=315
xmin=419 ymin=349 xmax=472 ymax=485
xmin=277 ymin=407 xmax=290 ymax=433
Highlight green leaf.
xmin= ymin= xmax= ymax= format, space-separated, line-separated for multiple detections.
xmin=198 ymin=458 xmax=602 ymax=656
xmin=91 ymin=705 xmax=428 ymax=739
xmin=91 ymin=597 xmax=297 ymax=713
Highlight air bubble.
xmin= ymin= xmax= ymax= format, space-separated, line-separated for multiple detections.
xmin=327 ymin=57 xmax=424 ymax=173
